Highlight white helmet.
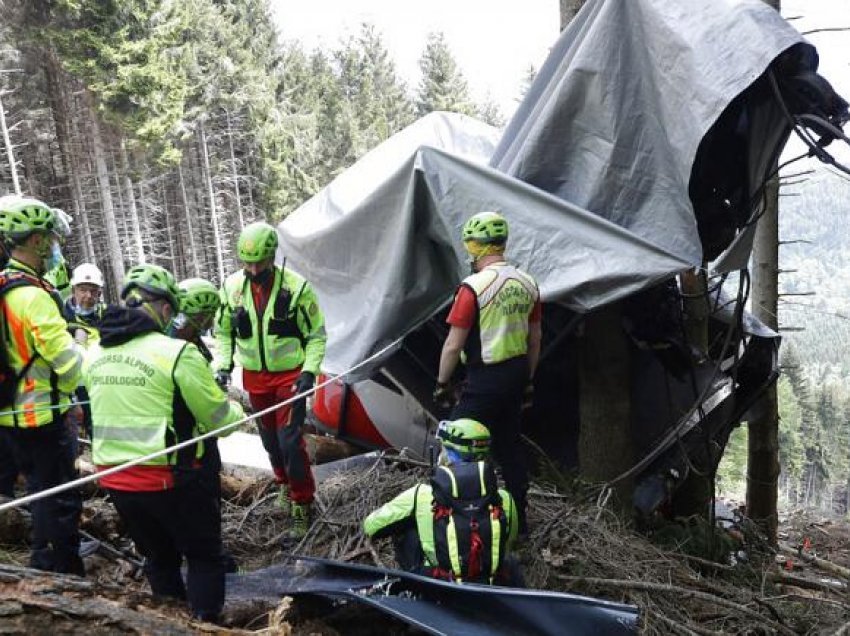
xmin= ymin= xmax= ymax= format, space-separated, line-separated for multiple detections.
xmin=70 ymin=262 xmax=104 ymax=288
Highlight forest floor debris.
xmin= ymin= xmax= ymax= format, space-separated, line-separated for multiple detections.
xmin=1 ymin=453 xmax=850 ymax=634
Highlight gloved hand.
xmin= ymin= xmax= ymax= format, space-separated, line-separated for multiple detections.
xmin=432 ymin=382 xmax=455 ymax=410
xmin=521 ymin=382 xmax=534 ymax=411
xmin=293 ymin=371 xmax=315 ymax=397
xmin=214 ymin=370 xmax=231 ymax=389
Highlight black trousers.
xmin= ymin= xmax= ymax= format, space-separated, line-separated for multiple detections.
xmin=107 ymin=475 xmax=225 ymax=620
xmin=452 ymin=358 xmax=529 ymax=532
xmin=0 ymin=417 xmax=83 ymax=574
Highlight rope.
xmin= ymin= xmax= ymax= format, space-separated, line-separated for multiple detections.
xmin=0 ymin=400 xmax=91 ymax=419
xmin=0 ymin=337 xmax=403 ymax=514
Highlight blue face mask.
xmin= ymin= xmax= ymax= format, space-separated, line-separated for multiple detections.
xmin=44 ymin=241 xmax=63 ymax=272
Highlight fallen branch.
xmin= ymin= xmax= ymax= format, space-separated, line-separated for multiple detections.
xmin=556 ymin=575 xmax=795 ymax=636
xmin=779 ymin=542 xmax=850 ymax=580
xmin=769 ymin=571 xmax=846 ymax=594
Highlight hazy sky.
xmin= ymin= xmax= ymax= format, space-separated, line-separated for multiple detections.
xmin=270 ymin=0 xmax=560 ymax=116
xmin=270 ymin=0 xmax=849 ymax=126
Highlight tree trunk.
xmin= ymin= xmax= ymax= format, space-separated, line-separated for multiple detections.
xmin=226 ymin=109 xmax=244 ymax=229
xmin=560 ymin=0 xmax=587 ymax=30
xmin=0 ymin=93 xmax=21 ymax=196
xmin=747 ymin=170 xmax=780 ymax=543
xmin=83 ymin=91 xmax=125 ymax=291
xmin=199 ymin=121 xmax=225 ymax=284
xmin=119 ymin=141 xmax=144 ymax=263
xmin=177 ymin=163 xmax=201 ymax=277
xmin=578 ymin=303 xmax=634 ymax=505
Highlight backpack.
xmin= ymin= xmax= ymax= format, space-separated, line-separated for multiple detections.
xmin=429 ymin=461 xmax=509 ymax=583
xmin=0 ymin=270 xmax=41 ymax=410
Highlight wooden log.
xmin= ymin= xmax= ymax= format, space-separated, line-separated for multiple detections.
xmin=778 ymin=541 xmax=850 ymax=580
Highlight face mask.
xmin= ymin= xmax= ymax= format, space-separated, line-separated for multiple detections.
xmin=245 ymin=267 xmax=272 ymax=284
xmin=44 ymin=241 xmax=63 ymax=272
xmin=75 ymin=304 xmax=96 ymax=317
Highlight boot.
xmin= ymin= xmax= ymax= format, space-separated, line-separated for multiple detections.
xmin=277 ymin=484 xmax=291 ymax=515
xmin=288 ymin=502 xmax=311 ymax=541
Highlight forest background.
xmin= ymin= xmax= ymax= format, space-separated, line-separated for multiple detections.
xmin=0 ymin=0 xmax=848 ymax=517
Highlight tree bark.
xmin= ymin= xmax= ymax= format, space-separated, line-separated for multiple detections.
xmin=0 ymin=93 xmax=21 ymax=196
xmin=119 ymin=140 xmax=145 ymax=263
xmin=560 ymin=0 xmax=587 ymax=30
xmin=748 ymin=171 xmax=780 ymax=543
xmin=578 ymin=303 xmax=634 ymax=505
xmin=199 ymin=120 xmax=225 ymax=283
xmin=226 ymin=108 xmax=244 ymax=229
xmin=83 ymin=91 xmax=125 ymax=291
xmin=177 ymin=163 xmax=201 ymax=277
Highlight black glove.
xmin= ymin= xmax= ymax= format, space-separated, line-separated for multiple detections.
xmin=214 ymin=370 xmax=231 ymax=389
xmin=294 ymin=371 xmax=315 ymax=396
xmin=433 ymin=382 xmax=455 ymax=410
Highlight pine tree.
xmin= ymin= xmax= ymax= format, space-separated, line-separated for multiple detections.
xmin=416 ymin=32 xmax=477 ymax=118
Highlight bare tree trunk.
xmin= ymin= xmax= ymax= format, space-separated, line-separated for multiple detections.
xmin=0 ymin=92 xmax=21 ymax=195
xmin=177 ymin=164 xmax=200 ymax=277
xmin=119 ymin=140 xmax=144 ymax=263
xmin=83 ymin=90 xmax=125 ymax=290
xmin=748 ymin=170 xmax=780 ymax=543
xmin=578 ymin=303 xmax=634 ymax=506
xmin=560 ymin=0 xmax=587 ymax=30
xmin=226 ymin=109 xmax=244 ymax=229
xmin=198 ymin=121 xmax=224 ymax=283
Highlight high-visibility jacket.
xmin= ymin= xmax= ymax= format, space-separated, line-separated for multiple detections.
xmin=461 ymin=261 xmax=539 ymax=366
xmin=85 ymin=330 xmax=244 ymax=469
xmin=215 ymin=267 xmax=326 ymax=375
xmin=44 ymin=259 xmax=71 ymax=303
xmin=0 ymin=259 xmax=83 ymax=428
xmin=64 ymin=300 xmax=105 ymax=349
xmin=364 ymin=461 xmax=518 ymax=583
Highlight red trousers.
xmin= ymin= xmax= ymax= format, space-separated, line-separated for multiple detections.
xmin=248 ymin=377 xmax=315 ymax=504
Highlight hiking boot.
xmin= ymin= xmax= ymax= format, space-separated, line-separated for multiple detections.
xmin=288 ymin=502 xmax=311 ymax=541
xmin=277 ymin=484 xmax=291 ymax=515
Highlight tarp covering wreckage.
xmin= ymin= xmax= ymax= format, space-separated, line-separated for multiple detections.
xmin=278 ymin=0 xmax=817 ymax=380
xmin=227 ymin=557 xmax=639 ymax=635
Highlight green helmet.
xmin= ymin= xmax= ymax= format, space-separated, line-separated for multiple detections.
xmin=178 ymin=277 xmax=220 ymax=316
xmin=437 ymin=418 xmax=491 ymax=460
xmin=0 ymin=195 xmax=62 ymax=241
xmin=237 ymin=222 xmax=278 ymax=263
xmin=121 ymin=263 xmax=180 ymax=310
xmin=461 ymin=211 xmax=509 ymax=244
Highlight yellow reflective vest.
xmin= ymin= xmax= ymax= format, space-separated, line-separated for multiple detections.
xmin=0 ymin=259 xmax=82 ymax=428
xmin=85 ymin=331 xmax=244 ymax=467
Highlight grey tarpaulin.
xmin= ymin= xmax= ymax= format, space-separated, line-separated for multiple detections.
xmin=277 ymin=0 xmax=805 ymax=379
xmin=492 ymin=0 xmax=802 ymax=259
xmin=226 ymin=556 xmax=639 ymax=635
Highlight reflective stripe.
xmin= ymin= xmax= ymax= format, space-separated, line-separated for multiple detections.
xmin=53 ymin=345 xmax=82 ymax=370
xmin=55 ymin=352 xmax=83 ymax=384
xmin=93 ymin=425 xmax=164 ymax=444
xmin=478 ymin=462 xmax=486 ymax=494
xmin=446 ymin=515 xmax=462 ymax=578
xmin=439 ymin=466 xmax=459 ymax=498
xmin=209 ymin=400 xmax=232 ymax=426
xmin=413 ymin=486 xmax=439 ymax=567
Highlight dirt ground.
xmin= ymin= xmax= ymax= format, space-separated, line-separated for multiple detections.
xmin=1 ymin=456 xmax=849 ymax=634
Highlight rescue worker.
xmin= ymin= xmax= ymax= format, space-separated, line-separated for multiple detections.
xmin=172 ymin=277 xmax=237 ymax=572
xmin=215 ymin=221 xmax=326 ymax=541
xmin=86 ymin=263 xmax=245 ymax=622
xmin=43 ymin=208 xmax=73 ymax=302
xmin=433 ymin=211 xmax=541 ymax=534
xmin=64 ymin=262 xmax=106 ymax=441
xmin=64 ymin=262 xmax=106 ymax=346
xmin=363 ymin=418 xmax=522 ymax=585
xmin=0 ymin=195 xmax=85 ymax=574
